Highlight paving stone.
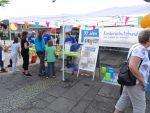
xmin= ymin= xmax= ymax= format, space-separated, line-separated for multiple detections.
xmin=63 ymin=82 xmax=91 ymax=101
xmin=90 ymin=95 xmax=116 ymax=112
xmin=18 ymin=101 xmax=35 ymax=110
xmin=85 ymin=105 xmax=111 ymax=113
xmin=32 ymin=99 xmax=48 ymax=109
xmin=48 ymin=97 xmax=76 ymax=113
xmin=45 ymin=86 xmax=68 ymax=97
xmin=83 ymin=86 xmax=100 ymax=101
xmin=26 ymin=109 xmax=42 ymax=113
xmin=8 ymin=108 xmax=27 ymax=113
xmin=40 ymin=108 xmax=57 ymax=113
xmin=42 ymin=95 xmax=57 ymax=104
xmin=0 ymin=78 xmax=60 ymax=113
xmin=98 ymin=83 xmax=120 ymax=99
xmin=71 ymin=99 xmax=91 ymax=113
xmin=0 ymin=87 xmax=11 ymax=98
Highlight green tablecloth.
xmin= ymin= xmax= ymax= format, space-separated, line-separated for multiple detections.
xmin=29 ymin=48 xmax=36 ymax=55
xmin=56 ymin=51 xmax=80 ymax=57
xmin=29 ymin=48 xmax=80 ymax=57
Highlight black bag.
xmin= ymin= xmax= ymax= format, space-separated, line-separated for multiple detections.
xmin=118 ymin=61 xmax=137 ymax=86
xmin=117 ymin=49 xmax=143 ymax=86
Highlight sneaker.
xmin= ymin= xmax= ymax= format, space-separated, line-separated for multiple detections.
xmin=7 ymin=65 xmax=12 ymax=67
xmin=25 ymin=73 xmax=32 ymax=76
xmin=1 ymin=68 xmax=7 ymax=72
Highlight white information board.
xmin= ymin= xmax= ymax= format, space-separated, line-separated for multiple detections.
xmin=78 ymin=45 xmax=99 ymax=80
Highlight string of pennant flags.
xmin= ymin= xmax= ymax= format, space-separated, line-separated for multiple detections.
xmin=9 ymin=16 xmax=143 ymax=31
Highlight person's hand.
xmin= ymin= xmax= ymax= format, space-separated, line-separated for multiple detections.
xmin=140 ymin=79 xmax=146 ymax=91
xmin=29 ymin=44 xmax=33 ymax=48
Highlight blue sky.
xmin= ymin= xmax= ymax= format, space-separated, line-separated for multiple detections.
xmin=0 ymin=0 xmax=148 ymax=19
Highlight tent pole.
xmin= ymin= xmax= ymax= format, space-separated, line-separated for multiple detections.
xmin=62 ymin=18 xmax=65 ymax=81
xmin=9 ymin=22 xmax=11 ymax=41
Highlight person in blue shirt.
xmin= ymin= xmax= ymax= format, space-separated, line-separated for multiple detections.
xmin=65 ymin=32 xmax=80 ymax=68
xmin=34 ymin=30 xmax=46 ymax=76
xmin=42 ymin=30 xmax=51 ymax=44
xmin=28 ymin=31 xmax=36 ymax=44
xmin=65 ymin=32 xmax=79 ymax=51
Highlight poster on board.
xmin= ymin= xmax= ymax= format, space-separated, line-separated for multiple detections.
xmin=79 ymin=28 xmax=100 ymax=46
xmin=79 ymin=45 xmax=99 ymax=72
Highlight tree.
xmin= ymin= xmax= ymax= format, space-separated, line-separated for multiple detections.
xmin=144 ymin=0 xmax=150 ymax=2
xmin=0 ymin=0 xmax=9 ymax=7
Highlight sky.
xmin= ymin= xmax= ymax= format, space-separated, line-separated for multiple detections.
xmin=0 ymin=0 xmax=148 ymax=19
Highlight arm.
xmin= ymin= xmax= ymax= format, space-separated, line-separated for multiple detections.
xmin=17 ymin=47 xmax=21 ymax=59
xmin=24 ymin=42 xmax=32 ymax=49
xmin=129 ymin=56 xmax=146 ymax=90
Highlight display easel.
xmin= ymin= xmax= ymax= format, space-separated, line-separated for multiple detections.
xmin=77 ymin=45 xmax=99 ymax=80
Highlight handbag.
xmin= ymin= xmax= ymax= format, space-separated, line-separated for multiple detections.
xmin=117 ymin=48 xmax=143 ymax=86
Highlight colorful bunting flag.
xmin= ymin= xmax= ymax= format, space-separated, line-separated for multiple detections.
xmin=125 ymin=16 xmax=130 ymax=25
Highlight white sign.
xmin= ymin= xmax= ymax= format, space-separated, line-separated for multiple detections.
xmin=100 ymin=27 xmax=143 ymax=45
xmin=79 ymin=45 xmax=99 ymax=72
xmin=64 ymin=42 xmax=71 ymax=52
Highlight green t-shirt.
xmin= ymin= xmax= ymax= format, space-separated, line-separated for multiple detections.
xmin=45 ymin=46 xmax=56 ymax=62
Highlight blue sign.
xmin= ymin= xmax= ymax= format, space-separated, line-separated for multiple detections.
xmin=81 ymin=29 xmax=99 ymax=43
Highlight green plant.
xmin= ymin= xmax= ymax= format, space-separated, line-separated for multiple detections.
xmin=0 ymin=0 xmax=9 ymax=7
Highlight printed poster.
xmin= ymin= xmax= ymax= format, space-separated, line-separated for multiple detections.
xmin=79 ymin=45 xmax=99 ymax=72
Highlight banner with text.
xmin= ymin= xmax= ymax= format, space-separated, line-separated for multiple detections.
xmin=101 ymin=27 xmax=143 ymax=44
xmin=79 ymin=45 xmax=99 ymax=72
xmin=79 ymin=28 xmax=100 ymax=46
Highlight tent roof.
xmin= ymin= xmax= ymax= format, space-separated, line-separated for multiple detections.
xmin=8 ymin=4 xmax=150 ymax=27
xmin=80 ymin=4 xmax=150 ymax=17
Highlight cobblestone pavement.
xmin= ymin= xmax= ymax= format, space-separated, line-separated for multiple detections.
xmin=0 ymin=52 xmax=150 ymax=113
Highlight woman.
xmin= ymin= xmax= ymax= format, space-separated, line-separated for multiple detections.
xmin=8 ymin=37 xmax=21 ymax=74
xmin=21 ymin=31 xmax=32 ymax=76
xmin=114 ymin=28 xmax=150 ymax=113
xmin=34 ymin=30 xmax=45 ymax=76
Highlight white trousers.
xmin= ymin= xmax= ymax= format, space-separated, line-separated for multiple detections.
xmin=11 ymin=53 xmax=18 ymax=73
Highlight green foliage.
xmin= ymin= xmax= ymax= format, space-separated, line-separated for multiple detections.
xmin=0 ymin=0 xmax=9 ymax=7
xmin=144 ymin=0 xmax=150 ymax=2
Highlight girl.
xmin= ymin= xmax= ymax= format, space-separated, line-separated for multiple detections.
xmin=9 ymin=37 xmax=21 ymax=74
xmin=45 ymin=40 xmax=56 ymax=78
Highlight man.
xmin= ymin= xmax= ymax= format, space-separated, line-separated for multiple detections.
xmin=64 ymin=32 xmax=80 ymax=68
xmin=65 ymin=32 xmax=79 ymax=51
xmin=28 ymin=31 xmax=36 ymax=44
xmin=42 ymin=30 xmax=51 ymax=44
xmin=0 ymin=22 xmax=7 ymax=72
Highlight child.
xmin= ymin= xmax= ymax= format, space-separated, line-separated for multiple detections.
xmin=9 ymin=37 xmax=21 ymax=74
xmin=45 ymin=40 xmax=56 ymax=78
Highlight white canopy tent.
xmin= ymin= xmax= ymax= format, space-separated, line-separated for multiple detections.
xmin=8 ymin=4 xmax=150 ymax=27
xmin=7 ymin=4 xmax=150 ymax=81
xmin=80 ymin=4 xmax=150 ymax=17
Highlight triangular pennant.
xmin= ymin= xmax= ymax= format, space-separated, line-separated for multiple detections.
xmin=125 ymin=16 xmax=130 ymax=25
